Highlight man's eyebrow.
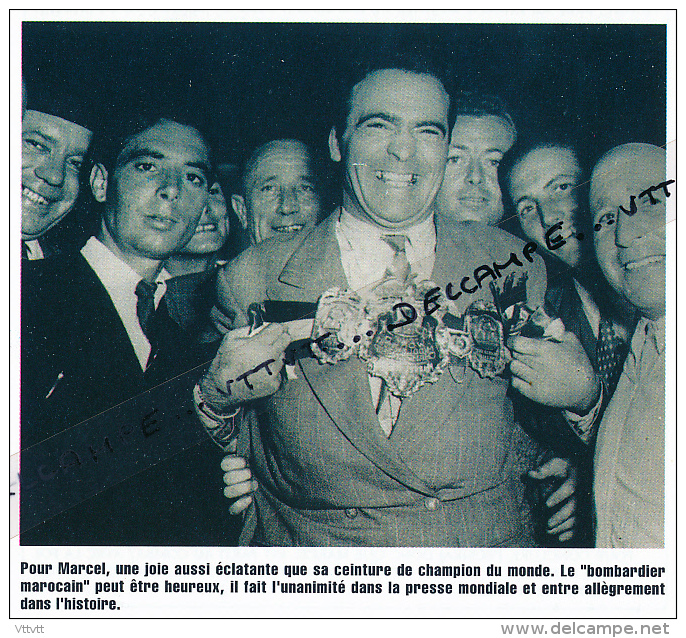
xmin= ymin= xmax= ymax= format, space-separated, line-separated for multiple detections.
xmin=356 ymin=112 xmax=400 ymax=128
xmin=451 ymin=145 xmax=505 ymax=154
xmin=543 ymin=173 xmax=578 ymax=190
xmin=187 ymin=161 xmax=211 ymax=174
xmin=254 ymin=175 xmax=279 ymax=184
xmin=118 ymin=148 xmax=165 ymax=166
xmin=118 ymin=148 xmax=210 ymax=174
xmin=356 ymin=113 xmax=446 ymax=137
xmin=23 ymin=129 xmax=57 ymax=145
xmin=416 ymin=120 xmax=447 ymax=136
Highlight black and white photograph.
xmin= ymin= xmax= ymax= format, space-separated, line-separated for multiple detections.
xmin=9 ymin=9 xmax=676 ymax=629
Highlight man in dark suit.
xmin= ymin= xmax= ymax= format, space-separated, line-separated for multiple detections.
xmin=201 ymin=63 xmax=588 ymax=546
xmin=507 ymin=143 xmax=634 ymax=544
xmin=21 ymin=113 xmax=237 ymax=545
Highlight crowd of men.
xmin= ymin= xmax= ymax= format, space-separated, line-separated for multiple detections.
xmin=20 ymin=58 xmax=668 ymax=548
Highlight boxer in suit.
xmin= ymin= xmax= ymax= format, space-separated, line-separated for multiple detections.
xmin=202 ymin=63 xmax=587 ymax=546
xmin=21 ymin=113 xmax=236 ymax=545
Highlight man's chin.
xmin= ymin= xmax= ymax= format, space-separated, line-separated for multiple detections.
xmin=360 ymin=198 xmax=435 ymax=229
xmin=21 ymin=218 xmax=65 ymax=240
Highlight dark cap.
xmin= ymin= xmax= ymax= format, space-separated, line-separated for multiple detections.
xmin=24 ymin=76 xmax=97 ymax=133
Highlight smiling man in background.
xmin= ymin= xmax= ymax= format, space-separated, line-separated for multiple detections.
xmin=589 ymin=143 xmax=667 ymax=547
xmin=165 ymin=181 xmax=232 ymax=334
xmin=231 ymin=138 xmax=321 ymax=245
xmin=21 ymin=84 xmax=94 ymax=259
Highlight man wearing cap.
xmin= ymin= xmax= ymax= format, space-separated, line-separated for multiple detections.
xmin=21 ymin=82 xmax=94 ymax=259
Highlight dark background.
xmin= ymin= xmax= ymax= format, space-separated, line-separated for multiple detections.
xmin=22 ymin=21 xmax=667 ymax=173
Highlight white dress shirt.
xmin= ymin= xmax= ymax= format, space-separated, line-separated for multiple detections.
xmin=335 ymin=208 xmax=437 ymax=436
xmin=593 ymin=316 xmax=665 ymax=547
xmin=24 ymin=239 xmax=44 ymax=260
xmin=81 ymin=236 xmax=170 ymax=371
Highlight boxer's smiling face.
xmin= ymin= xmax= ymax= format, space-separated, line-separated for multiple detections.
xmin=330 ymin=69 xmax=449 ymax=230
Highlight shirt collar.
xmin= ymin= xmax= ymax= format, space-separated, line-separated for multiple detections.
xmin=81 ymin=236 xmax=170 ymax=302
xmin=24 ymin=239 xmax=44 ymax=261
xmin=338 ymin=208 xmax=436 ymax=252
xmin=636 ymin=315 xmax=665 ymax=355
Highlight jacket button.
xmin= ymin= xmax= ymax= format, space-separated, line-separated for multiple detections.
xmin=345 ymin=508 xmax=358 ymax=519
xmin=424 ymin=497 xmax=439 ymax=511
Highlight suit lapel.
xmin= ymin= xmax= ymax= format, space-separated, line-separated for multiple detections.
xmin=280 ymin=212 xmax=433 ymax=494
xmin=68 ymin=254 xmax=144 ymax=383
xmin=276 ymin=212 xmax=348 ymax=296
xmin=298 ymin=356 xmax=435 ymax=495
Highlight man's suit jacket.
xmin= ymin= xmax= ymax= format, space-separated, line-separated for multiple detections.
xmin=544 ymin=259 xmax=597 ymax=363
xmin=219 ymin=212 xmax=547 ymax=547
xmin=21 ymin=251 xmax=236 ymax=545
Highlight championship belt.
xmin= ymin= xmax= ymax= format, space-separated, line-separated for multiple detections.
xmin=309 ymin=273 xmax=559 ymax=395
xmin=310 ymin=288 xmax=373 ymax=364
xmin=462 ymin=300 xmax=511 ymax=378
xmin=359 ymin=280 xmax=452 ymax=398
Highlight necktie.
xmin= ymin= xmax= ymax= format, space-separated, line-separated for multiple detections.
xmin=381 ymin=234 xmax=411 ymax=284
xmin=135 ymin=279 xmax=159 ymax=346
xmin=374 ymin=234 xmax=411 ymax=435
xmin=596 ymin=315 xmax=624 ymax=395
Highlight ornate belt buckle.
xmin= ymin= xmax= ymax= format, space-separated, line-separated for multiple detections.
xmin=464 ymin=300 xmax=510 ymax=378
xmin=311 ymin=288 xmax=371 ymax=364
xmin=359 ymin=280 xmax=450 ymax=398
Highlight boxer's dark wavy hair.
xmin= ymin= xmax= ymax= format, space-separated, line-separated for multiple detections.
xmin=330 ymin=53 xmax=457 ymax=146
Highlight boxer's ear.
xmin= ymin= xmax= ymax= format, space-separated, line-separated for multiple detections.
xmin=328 ymin=127 xmax=342 ymax=163
xmin=90 ymin=163 xmax=108 ymax=203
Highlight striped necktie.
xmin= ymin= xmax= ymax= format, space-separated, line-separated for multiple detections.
xmin=374 ymin=234 xmax=411 ymax=434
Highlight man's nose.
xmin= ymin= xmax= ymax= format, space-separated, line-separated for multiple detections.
xmin=387 ymin=130 xmax=416 ymax=162
xmin=277 ymin=187 xmax=299 ymax=215
xmin=465 ymin=158 xmax=484 ymax=185
xmin=157 ymin=171 xmax=181 ymax=201
xmin=615 ymin=208 xmax=646 ymax=248
xmin=539 ymin=202 xmax=564 ymax=230
xmin=34 ymin=153 xmax=65 ymax=187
